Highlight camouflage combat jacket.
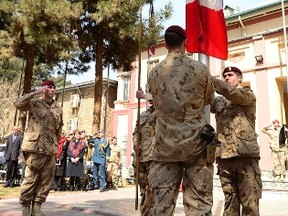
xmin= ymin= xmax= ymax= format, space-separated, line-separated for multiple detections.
xmin=211 ymin=77 xmax=260 ymax=159
xmin=133 ymin=106 xmax=156 ymax=163
xmin=148 ymin=51 xmax=214 ymax=162
xmin=262 ymin=125 xmax=284 ymax=152
xmin=14 ymin=92 xmax=63 ymax=156
xmin=109 ymin=144 xmax=122 ymax=164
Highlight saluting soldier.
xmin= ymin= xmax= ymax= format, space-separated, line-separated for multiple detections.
xmin=106 ymin=136 xmax=122 ymax=189
xmin=262 ymin=119 xmax=286 ymax=181
xmin=211 ymin=67 xmax=262 ymax=216
xmin=15 ymin=80 xmax=63 ymax=216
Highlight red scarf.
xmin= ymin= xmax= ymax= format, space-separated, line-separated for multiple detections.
xmin=56 ymin=136 xmax=67 ymax=158
xmin=68 ymin=139 xmax=86 ymax=158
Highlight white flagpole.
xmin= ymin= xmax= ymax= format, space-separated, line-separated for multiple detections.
xmin=199 ymin=54 xmax=210 ymax=123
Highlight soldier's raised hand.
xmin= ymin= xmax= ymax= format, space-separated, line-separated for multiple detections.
xmin=34 ymin=85 xmax=50 ymax=95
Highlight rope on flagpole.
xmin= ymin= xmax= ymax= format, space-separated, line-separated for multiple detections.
xmin=146 ymin=0 xmax=154 ymax=109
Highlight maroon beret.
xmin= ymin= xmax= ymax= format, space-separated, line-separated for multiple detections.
xmin=223 ymin=67 xmax=242 ymax=77
xmin=165 ymin=25 xmax=187 ymax=39
xmin=41 ymin=80 xmax=55 ymax=87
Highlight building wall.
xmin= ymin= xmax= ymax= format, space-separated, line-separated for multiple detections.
xmin=113 ymin=3 xmax=288 ymax=171
xmin=56 ymin=80 xmax=117 ymax=138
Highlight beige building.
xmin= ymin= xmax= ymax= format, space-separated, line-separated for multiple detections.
xmin=56 ymin=78 xmax=117 ymax=137
xmin=113 ymin=0 xmax=288 ymax=171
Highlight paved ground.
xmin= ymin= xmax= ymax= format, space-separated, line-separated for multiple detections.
xmin=0 ymin=187 xmax=288 ymax=216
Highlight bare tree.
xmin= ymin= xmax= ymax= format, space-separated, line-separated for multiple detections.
xmin=0 ymin=78 xmax=19 ymax=141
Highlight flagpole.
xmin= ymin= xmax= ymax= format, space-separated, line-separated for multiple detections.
xmin=146 ymin=50 xmax=150 ymax=110
xmin=135 ymin=2 xmax=142 ymax=211
xmin=146 ymin=0 xmax=154 ymax=110
xmin=199 ymin=54 xmax=210 ymax=123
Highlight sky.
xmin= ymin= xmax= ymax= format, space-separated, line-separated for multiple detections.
xmin=66 ymin=0 xmax=276 ymax=84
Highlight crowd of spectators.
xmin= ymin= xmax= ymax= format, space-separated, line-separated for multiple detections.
xmin=52 ymin=129 xmax=122 ymax=192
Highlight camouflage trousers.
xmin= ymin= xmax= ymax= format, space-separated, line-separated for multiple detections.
xmin=19 ymin=152 xmax=56 ymax=205
xmin=106 ymin=162 xmax=119 ymax=184
xmin=271 ymin=150 xmax=285 ymax=176
xmin=145 ymin=160 xmax=213 ymax=216
xmin=217 ymin=157 xmax=262 ymax=216
xmin=138 ymin=161 xmax=151 ymax=216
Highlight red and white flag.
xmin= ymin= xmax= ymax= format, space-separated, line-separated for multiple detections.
xmin=186 ymin=0 xmax=228 ymax=60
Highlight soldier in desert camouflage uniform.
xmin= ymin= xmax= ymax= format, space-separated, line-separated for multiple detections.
xmin=106 ymin=137 xmax=122 ymax=189
xmin=15 ymin=80 xmax=63 ymax=216
xmin=133 ymin=93 xmax=156 ymax=216
xmin=137 ymin=25 xmax=215 ymax=216
xmin=262 ymin=119 xmax=286 ymax=181
xmin=211 ymin=67 xmax=262 ymax=216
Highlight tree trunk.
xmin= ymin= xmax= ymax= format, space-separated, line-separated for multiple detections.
xmin=92 ymin=32 xmax=103 ymax=133
xmin=19 ymin=44 xmax=35 ymax=132
xmin=23 ymin=45 xmax=35 ymax=94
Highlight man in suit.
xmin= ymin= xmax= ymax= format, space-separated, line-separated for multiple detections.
xmin=4 ymin=126 xmax=23 ymax=187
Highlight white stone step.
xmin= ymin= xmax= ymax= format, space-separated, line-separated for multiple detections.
xmin=213 ymin=170 xmax=288 ymax=191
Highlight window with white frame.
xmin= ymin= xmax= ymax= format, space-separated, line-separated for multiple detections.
xmin=123 ymin=75 xmax=131 ymax=101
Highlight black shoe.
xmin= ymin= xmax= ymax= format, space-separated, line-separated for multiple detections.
xmin=3 ymin=184 xmax=9 ymax=188
xmin=100 ymin=188 xmax=105 ymax=192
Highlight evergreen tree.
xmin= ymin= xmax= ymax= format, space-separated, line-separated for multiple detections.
xmin=76 ymin=0 xmax=172 ymax=132
xmin=0 ymin=0 xmax=172 ymax=133
xmin=0 ymin=0 xmax=84 ymax=130
xmin=0 ymin=0 xmax=83 ymax=94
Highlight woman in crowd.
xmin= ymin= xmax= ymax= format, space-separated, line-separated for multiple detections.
xmin=54 ymin=132 xmax=73 ymax=191
xmin=66 ymin=130 xmax=87 ymax=191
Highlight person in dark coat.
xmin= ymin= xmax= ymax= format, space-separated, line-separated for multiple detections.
xmin=66 ymin=130 xmax=87 ymax=191
xmin=279 ymin=124 xmax=287 ymax=146
xmin=280 ymin=124 xmax=288 ymax=170
xmin=4 ymin=126 xmax=23 ymax=188
xmin=53 ymin=132 xmax=71 ymax=191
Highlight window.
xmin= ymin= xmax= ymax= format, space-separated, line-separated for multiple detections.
xmin=228 ymin=51 xmax=245 ymax=63
xmin=123 ymin=75 xmax=131 ymax=101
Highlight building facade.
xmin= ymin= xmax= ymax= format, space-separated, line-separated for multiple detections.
xmin=112 ymin=0 xmax=288 ymax=171
xmin=56 ymin=78 xmax=117 ymax=138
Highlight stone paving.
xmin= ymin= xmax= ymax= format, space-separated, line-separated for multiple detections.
xmin=0 ymin=187 xmax=288 ymax=216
